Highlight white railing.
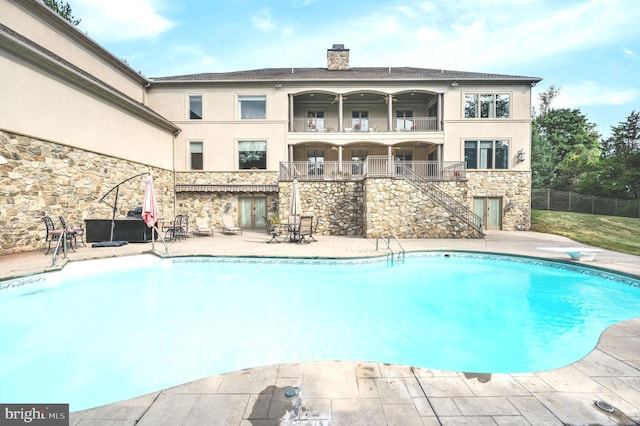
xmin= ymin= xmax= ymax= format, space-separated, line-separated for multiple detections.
xmin=279 ymin=158 xmax=466 ymax=182
xmin=280 ymin=161 xmax=366 ymax=181
xmin=291 ymin=117 xmax=439 ymax=132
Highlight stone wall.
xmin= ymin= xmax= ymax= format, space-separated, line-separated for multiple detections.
xmin=0 ymin=133 xmax=531 ymax=255
xmin=0 ymin=130 xmax=175 ymax=255
xmin=174 ymin=171 xmax=279 ymax=232
xmin=466 ymin=171 xmax=531 ymax=230
xmin=278 ymin=181 xmax=364 ymax=236
xmin=364 ymin=178 xmax=483 ymax=238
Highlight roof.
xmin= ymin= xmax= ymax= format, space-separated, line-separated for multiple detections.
xmin=150 ymin=67 xmax=542 ymax=84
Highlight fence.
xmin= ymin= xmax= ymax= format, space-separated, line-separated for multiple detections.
xmin=532 ymin=189 xmax=640 ymax=218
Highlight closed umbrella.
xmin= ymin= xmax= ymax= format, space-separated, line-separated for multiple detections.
xmin=289 ymin=179 xmax=302 ymax=238
xmin=142 ymin=175 xmax=159 ymax=249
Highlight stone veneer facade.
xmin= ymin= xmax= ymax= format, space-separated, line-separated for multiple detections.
xmin=0 ymin=130 xmax=175 ymax=255
xmin=466 ymin=171 xmax=532 ymax=231
xmin=1 ymin=130 xmax=530 ymax=255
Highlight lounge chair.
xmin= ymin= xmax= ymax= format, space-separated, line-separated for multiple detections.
xmin=222 ymin=214 xmax=242 ymax=234
xmin=193 ymin=219 xmax=213 ymax=237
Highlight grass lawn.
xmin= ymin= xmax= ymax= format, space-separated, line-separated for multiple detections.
xmin=531 ymin=209 xmax=640 ymax=256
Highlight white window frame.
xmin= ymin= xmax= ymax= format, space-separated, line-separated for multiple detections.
xmin=238 ymin=140 xmax=267 ymax=170
xmin=464 ymin=93 xmax=510 ymax=119
xmin=189 ymin=141 xmax=203 ymax=170
xmin=188 ymin=94 xmax=203 ymax=120
xmin=238 ymin=96 xmax=267 ymax=120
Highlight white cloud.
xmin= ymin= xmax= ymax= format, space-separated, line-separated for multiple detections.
xmin=623 ymin=47 xmax=636 ymax=58
xmin=553 ymin=81 xmax=640 ymax=108
xmin=74 ymin=0 xmax=175 ymax=41
xmin=251 ymin=9 xmax=276 ymax=32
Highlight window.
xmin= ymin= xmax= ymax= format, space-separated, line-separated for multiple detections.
xmin=238 ymin=141 xmax=266 ymax=169
xmin=307 ymin=111 xmax=324 ymax=131
xmin=189 ymin=141 xmax=203 ymax=170
xmin=352 ymin=110 xmax=368 ymax=131
xmin=464 ymin=94 xmax=510 ymax=118
xmin=396 ymin=110 xmax=414 ymax=130
xmin=395 ymin=149 xmax=413 ymax=162
xmin=464 ymin=140 xmax=510 ymax=169
xmin=189 ymin=95 xmax=202 ymax=120
xmin=239 ymin=96 xmax=266 ymax=119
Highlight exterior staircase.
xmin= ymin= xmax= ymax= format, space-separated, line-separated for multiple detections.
xmin=395 ymin=164 xmax=485 ymax=236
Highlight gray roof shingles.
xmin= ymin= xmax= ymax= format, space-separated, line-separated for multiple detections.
xmin=150 ymin=67 xmax=541 ymax=83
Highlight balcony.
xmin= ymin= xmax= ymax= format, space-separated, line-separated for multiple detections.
xmin=280 ymin=157 xmax=466 ymax=182
xmin=289 ymin=91 xmax=442 ymax=134
xmin=291 ymin=117 xmax=439 ymax=133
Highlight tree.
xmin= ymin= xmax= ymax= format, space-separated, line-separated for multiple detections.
xmin=531 ymin=124 xmax=557 ymax=188
xmin=43 ymin=0 xmax=81 ymax=26
xmin=533 ymin=107 xmax=601 ymax=191
xmin=588 ymin=111 xmax=640 ymax=199
xmin=536 ymin=85 xmax=560 ymax=116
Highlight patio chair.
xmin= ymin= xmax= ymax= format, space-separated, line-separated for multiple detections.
xmin=265 ymin=218 xmax=282 ymax=243
xmin=297 ymin=215 xmax=314 ymax=244
xmin=42 ymin=215 xmax=75 ymax=255
xmin=164 ymin=214 xmax=188 ymax=241
xmin=287 ymin=215 xmax=301 ymax=241
xmin=222 ymin=214 xmax=242 ymax=234
xmin=59 ymin=216 xmax=85 ymax=247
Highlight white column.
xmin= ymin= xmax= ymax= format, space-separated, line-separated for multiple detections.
xmin=289 ymin=94 xmax=294 ymax=132
xmin=388 ymin=94 xmax=393 ymax=131
xmin=338 ymin=94 xmax=343 ymax=131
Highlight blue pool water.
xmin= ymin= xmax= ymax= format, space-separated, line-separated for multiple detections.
xmin=1 ymin=252 xmax=640 ymax=411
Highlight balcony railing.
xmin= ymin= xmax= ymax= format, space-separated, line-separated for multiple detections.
xmin=292 ymin=117 xmax=439 ymax=133
xmin=279 ymin=157 xmax=466 ymax=182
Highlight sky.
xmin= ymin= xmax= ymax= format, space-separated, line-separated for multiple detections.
xmin=69 ymin=0 xmax=640 ymax=139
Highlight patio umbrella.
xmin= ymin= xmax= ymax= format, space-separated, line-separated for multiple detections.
xmin=289 ymin=178 xmax=302 ymax=229
xmin=141 ymin=174 xmax=159 ymax=250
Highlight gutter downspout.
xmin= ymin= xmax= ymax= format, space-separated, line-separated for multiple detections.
xmin=172 ymin=128 xmax=182 ymax=219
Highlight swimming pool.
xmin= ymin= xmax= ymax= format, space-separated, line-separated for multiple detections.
xmin=1 ymin=252 xmax=640 ymax=411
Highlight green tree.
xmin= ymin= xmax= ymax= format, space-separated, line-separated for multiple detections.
xmin=43 ymin=0 xmax=81 ymax=26
xmin=588 ymin=111 xmax=640 ymax=199
xmin=531 ymin=125 xmax=557 ymax=188
xmin=533 ymin=108 xmax=601 ymax=191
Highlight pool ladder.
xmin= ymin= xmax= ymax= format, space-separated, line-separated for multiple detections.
xmin=375 ymin=235 xmax=405 ymax=264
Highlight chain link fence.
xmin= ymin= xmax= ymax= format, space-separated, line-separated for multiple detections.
xmin=532 ymin=189 xmax=640 ymax=218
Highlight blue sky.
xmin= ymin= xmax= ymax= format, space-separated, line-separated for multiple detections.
xmin=71 ymin=0 xmax=640 ymax=138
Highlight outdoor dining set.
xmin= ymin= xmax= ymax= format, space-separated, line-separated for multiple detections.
xmin=265 ymin=215 xmax=316 ymax=244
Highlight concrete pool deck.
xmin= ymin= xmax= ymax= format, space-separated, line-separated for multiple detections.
xmin=3 ymin=230 xmax=640 ymax=425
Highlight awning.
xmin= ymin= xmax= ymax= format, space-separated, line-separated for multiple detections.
xmin=175 ymin=184 xmax=279 ymax=193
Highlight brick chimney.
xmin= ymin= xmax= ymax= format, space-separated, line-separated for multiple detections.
xmin=327 ymin=44 xmax=349 ymax=71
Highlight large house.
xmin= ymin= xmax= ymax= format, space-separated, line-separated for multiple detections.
xmin=0 ymin=0 xmax=541 ymax=256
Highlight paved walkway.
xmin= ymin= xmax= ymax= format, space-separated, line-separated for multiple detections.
xmin=3 ymin=231 xmax=640 ymax=425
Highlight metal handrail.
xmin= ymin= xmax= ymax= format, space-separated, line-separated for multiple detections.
xmin=51 ymin=230 xmax=68 ymax=267
xmin=375 ymin=235 xmax=405 ymax=264
xmin=397 ymin=164 xmax=484 ymax=234
xmin=390 ymin=235 xmax=405 ymax=262
xmin=152 ymin=225 xmax=169 ymax=255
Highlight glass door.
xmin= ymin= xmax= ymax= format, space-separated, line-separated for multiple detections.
xmin=473 ymin=197 xmax=502 ymax=230
xmin=239 ymin=197 xmax=267 ymax=230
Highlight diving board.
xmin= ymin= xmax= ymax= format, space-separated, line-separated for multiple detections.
xmin=537 ymin=247 xmax=603 ymax=261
